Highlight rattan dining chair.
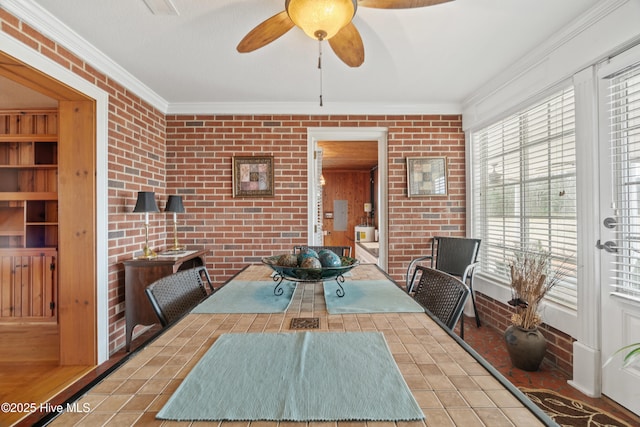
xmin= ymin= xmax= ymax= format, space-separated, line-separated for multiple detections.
xmin=406 ymin=236 xmax=481 ymax=339
xmin=411 ymin=266 xmax=470 ymax=334
xmin=293 ymin=245 xmax=352 ymax=257
xmin=145 ymin=266 xmax=214 ymax=327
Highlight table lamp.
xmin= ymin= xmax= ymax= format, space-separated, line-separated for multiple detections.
xmin=165 ymin=195 xmax=185 ymax=251
xmin=364 ymin=202 xmax=372 ymax=226
xmin=133 ymin=191 xmax=160 ymax=259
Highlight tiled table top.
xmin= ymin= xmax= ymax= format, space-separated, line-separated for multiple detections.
xmin=49 ymin=264 xmax=549 ymax=426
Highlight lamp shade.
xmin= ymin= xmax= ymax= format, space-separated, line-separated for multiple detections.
xmin=165 ymin=195 xmax=185 ymax=213
xmin=133 ymin=191 xmax=160 ymax=213
xmin=286 ymin=0 xmax=356 ymax=40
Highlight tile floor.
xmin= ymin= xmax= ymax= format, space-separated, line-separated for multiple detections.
xmin=23 ymin=301 xmax=640 ymax=426
xmin=459 ymin=318 xmax=640 ymax=426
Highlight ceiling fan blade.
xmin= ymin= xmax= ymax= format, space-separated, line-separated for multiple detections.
xmin=237 ymin=11 xmax=295 ymax=53
xmin=328 ymin=23 xmax=364 ymax=68
xmin=358 ymin=0 xmax=452 ymax=9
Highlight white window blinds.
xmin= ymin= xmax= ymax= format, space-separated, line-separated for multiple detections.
xmin=471 ymin=87 xmax=578 ymax=309
xmin=605 ymin=62 xmax=640 ymax=301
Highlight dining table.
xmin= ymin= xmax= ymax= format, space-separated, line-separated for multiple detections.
xmin=47 ymin=263 xmax=552 ymax=426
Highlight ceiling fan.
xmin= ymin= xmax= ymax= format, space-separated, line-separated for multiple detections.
xmin=237 ymin=0 xmax=453 ymax=68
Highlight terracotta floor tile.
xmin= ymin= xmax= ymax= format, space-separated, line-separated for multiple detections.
xmin=485 ymin=389 xmax=524 ymax=408
xmin=458 ymin=390 xmax=495 ymax=408
xmin=131 ymin=411 xmax=164 ymax=426
xmin=404 ymin=374 xmax=430 ymax=390
xmin=70 ymin=411 xmax=114 ymax=425
xmin=108 ymin=412 xmax=144 ymax=425
xmin=434 ymin=391 xmax=468 ymax=408
xmin=472 ymin=408 xmax=515 ymax=427
xmin=445 ymin=408 xmax=484 ymax=426
xmin=447 ymin=375 xmax=479 ymax=390
xmin=501 ymin=407 xmax=546 ymax=426
xmin=366 ymin=422 xmax=396 ymax=427
xmin=114 ymin=379 xmax=148 ymax=395
xmin=138 ymin=379 xmax=172 ymax=395
xmin=93 ymin=394 xmax=133 ymax=413
xmin=121 ymin=394 xmax=156 ymax=412
xmin=412 ymin=390 xmax=443 ymax=409
xmin=88 ymin=378 xmax=123 ymax=395
xmin=422 ymin=409 xmax=455 ymax=427
xmin=417 ymin=364 xmax=443 ymax=376
xmin=249 ymin=422 xmax=278 ymax=427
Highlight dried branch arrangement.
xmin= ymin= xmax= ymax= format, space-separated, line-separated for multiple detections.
xmin=507 ymin=249 xmax=566 ymax=329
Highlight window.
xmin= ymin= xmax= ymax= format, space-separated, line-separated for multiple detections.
xmin=605 ymin=61 xmax=640 ymax=300
xmin=471 ymin=87 xmax=578 ymax=309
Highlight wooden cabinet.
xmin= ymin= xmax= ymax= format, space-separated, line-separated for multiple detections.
xmin=0 ymin=249 xmax=57 ymax=321
xmin=0 ymin=110 xmax=58 ymax=323
xmin=123 ymin=248 xmax=208 ymax=351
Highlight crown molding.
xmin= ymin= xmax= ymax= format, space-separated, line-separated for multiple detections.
xmin=462 ymin=0 xmax=630 ymax=110
xmin=166 ymin=101 xmax=462 ymax=116
xmin=1 ymin=0 xmax=169 ymax=112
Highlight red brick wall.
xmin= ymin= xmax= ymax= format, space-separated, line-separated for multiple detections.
xmin=165 ymin=115 xmax=467 ymax=285
xmin=1 ymin=10 xmax=167 ymax=352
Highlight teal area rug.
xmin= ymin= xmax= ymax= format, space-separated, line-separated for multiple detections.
xmin=324 ymin=279 xmax=425 ymax=314
xmin=191 ymin=280 xmax=294 ymax=313
xmin=157 ymin=331 xmax=424 ymax=422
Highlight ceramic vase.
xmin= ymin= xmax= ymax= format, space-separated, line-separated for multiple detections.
xmin=504 ymin=324 xmax=547 ymax=371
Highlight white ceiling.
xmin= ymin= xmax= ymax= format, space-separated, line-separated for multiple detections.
xmin=2 ymin=0 xmax=601 ymax=113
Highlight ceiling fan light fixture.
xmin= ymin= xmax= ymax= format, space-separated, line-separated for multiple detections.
xmin=285 ymin=0 xmax=357 ymax=40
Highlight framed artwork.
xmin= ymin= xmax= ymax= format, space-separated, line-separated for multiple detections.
xmin=406 ymin=157 xmax=447 ymax=197
xmin=232 ymin=156 xmax=274 ymax=197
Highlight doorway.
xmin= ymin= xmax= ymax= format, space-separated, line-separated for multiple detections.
xmin=1 ymin=34 xmax=110 ymax=362
xmin=597 ymin=44 xmax=640 ymax=416
xmin=306 ymin=128 xmax=388 ymax=270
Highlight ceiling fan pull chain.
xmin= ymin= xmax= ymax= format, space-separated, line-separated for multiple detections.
xmin=318 ymin=39 xmax=323 ymax=107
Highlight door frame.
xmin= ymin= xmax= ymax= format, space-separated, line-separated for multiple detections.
xmin=2 ymin=32 xmax=110 ymax=364
xmin=306 ymin=127 xmax=388 ymax=270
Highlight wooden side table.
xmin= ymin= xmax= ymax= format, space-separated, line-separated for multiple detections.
xmin=123 ymin=248 xmax=208 ymax=351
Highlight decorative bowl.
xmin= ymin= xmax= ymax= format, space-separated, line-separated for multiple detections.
xmin=262 ymin=255 xmax=359 ymax=281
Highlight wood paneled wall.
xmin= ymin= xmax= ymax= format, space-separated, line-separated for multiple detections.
xmin=322 ymin=170 xmax=371 ymax=255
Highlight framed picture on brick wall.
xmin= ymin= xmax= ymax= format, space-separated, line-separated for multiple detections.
xmin=232 ymin=155 xmax=274 ymax=197
xmin=406 ymin=157 xmax=447 ymax=197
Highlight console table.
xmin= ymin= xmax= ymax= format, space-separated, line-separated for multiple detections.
xmin=123 ymin=248 xmax=208 ymax=351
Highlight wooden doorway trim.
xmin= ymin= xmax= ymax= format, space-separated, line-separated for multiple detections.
xmin=58 ymin=100 xmax=97 ymax=365
xmin=1 ymin=35 xmax=109 ymax=364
